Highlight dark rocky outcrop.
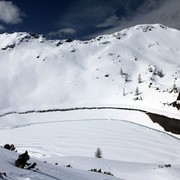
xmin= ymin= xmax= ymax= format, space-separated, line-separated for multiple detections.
xmin=147 ymin=113 xmax=180 ymax=134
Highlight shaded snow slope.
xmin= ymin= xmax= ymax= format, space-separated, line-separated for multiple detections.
xmin=0 ymin=24 xmax=180 ymax=114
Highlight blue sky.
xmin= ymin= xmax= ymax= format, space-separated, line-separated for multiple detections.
xmin=0 ymin=0 xmax=180 ymax=39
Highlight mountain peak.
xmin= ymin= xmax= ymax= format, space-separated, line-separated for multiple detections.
xmin=0 ymin=32 xmax=44 ymax=50
xmin=92 ymin=24 xmax=169 ymax=43
xmin=132 ymin=23 xmax=168 ymax=31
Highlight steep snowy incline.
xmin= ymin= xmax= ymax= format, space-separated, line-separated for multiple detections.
xmin=0 ymin=24 xmax=180 ymax=114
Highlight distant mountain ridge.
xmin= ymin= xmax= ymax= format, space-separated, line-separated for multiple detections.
xmin=0 ymin=24 xmax=180 ymax=114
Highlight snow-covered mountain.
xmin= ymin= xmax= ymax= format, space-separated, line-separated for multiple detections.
xmin=1 ymin=24 xmax=180 ymax=180
xmin=0 ymin=24 xmax=180 ymax=114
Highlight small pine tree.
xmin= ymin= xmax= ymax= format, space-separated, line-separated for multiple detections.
xmin=149 ymin=67 xmax=153 ymax=72
xmin=15 ymin=151 xmax=30 ymax=168
xmin=135 ymin=87 xmax=140 ymax=96
xmin=120 ymin=68 xmax=123 ymax=75
xmin=158 ymin=69 xmax=164 ymax=78
xmin=125 ymin=73 xmax=128 ymax=82
xmin=138 ymin=74 xmax=142 ymax=83
xmin=95 ymin=147 xmax=102 ymax=158
xmin=123 ymin=88 xmax=126 ymax=96
xmin=153 ymin=68 xmax=157 ymax=75
xmin=173 ymin=84 xmax=178 ymax=93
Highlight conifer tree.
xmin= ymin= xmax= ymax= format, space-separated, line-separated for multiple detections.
xmin=135 ymin=87 xmax=140 ymax=96
xmin=138 ymin=74 xmax=142 ymax=83
xmin=95 ymin=147 xmax=103 ymax=158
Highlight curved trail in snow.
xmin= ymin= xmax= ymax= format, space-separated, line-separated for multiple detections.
xmin=8 ymin=118 xmax=108 ymax=129
xmin=0 ymin=106 xmax=180 ymax=134
xmin=0 ymin=106 xmax=147 ymax=117
xmin=3 ymin=118 xmax=179 ymax=140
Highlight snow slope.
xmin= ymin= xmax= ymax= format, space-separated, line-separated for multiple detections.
xmin=1 ymin=24 xmax=180 ymax=179
xmin=1 ymin=109 xmax=180 ymax=180
xmin=0 ymin=24 xmax=180 ymax=115
xmin=0 ymin=147 xmax=121 ymax=180
xmin=1 ymin=110 xmax=179 ymax=164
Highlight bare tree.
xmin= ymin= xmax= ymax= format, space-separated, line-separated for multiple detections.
xmin=95 ymin=147 xmax=103 ymax=158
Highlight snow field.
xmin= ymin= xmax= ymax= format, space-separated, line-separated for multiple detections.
xmin=0 ymin=109 xmax=180 ymax=179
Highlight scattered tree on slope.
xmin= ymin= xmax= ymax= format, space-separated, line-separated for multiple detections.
xmin=95 ymin=147 xmax=103 ymax=158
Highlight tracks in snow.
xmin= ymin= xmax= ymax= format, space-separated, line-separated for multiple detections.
xmin=0 ymin=106 xmax=147 ymax=118
xmin=0 ymin=106 xmax=180 ymax=134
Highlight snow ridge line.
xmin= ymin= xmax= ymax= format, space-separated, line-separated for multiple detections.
xmin=0 ymin=107 xmax=147 ymax=118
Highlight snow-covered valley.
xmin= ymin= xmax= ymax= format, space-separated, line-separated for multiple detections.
xmin=0 ymin=24 xmax=180 ymax=179
xmin=1 ymin=109 xmax=180 ymax=180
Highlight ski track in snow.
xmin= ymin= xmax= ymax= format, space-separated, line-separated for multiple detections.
xmin=1 ymin=117 xmax=179 ymax=141
xmin=1 ymin=106 xmax=180 ymax=136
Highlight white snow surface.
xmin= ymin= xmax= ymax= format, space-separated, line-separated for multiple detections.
xmin=0 ymin=146 xmax=121 ymax=180
xmin=0 ymin=109 xmax=180 ymax=180
xmin=1 ymin=24 xmax=180 ymax=179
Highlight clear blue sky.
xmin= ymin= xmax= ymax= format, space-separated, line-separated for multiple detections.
xmin=0 ymin=0 xmax=180 ymax=39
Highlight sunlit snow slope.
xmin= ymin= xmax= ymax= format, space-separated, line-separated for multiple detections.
xmin=0 ymin=24 xmax=180 ymax=113
xmin=1 ymin=110 xmax=180 ymax=180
